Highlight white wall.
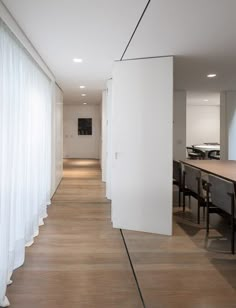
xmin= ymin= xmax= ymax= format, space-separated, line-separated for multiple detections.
xmin=220 ymin=92 xmax=227 ymax=160
xmin=101 ymin=90 xmax=107 ymax=182
xmin=220 ymin=91 xmax=236 ymax=160
xmin=106 ymin=79 xmax=113 ymax=200
xmin=63 ymin=104 xmax=101 ymax=158
xmin=173 ymin=91 xmax=186 ymax=160
xmin=186 ymin=105 xmax=220 ymax=147
xmin=111 ymin=56 xmax=173 ymax=235
xmin=55 ymin=88 xmax=63 ymax=187
xmin=51 ymin=85 xmax=63 ymax=196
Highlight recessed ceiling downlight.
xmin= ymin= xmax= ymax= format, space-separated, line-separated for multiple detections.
xmin=81 ymin=94 xmax=86 ymax=96
xmin=83 ymin=102 xmax=87 ymax=105
xmin=73 ymin=58 xmax=83 ymax=63
xmin=207 ymin=74 xmax=216 ymax=78
xmin=80 ymin=85 xmax=86 ymax=89
xmin=204 ymin=99 xmax=209 ymax=102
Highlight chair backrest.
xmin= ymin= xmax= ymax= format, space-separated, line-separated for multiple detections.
xmin=186 ymin=146 xmax=193 ymax=154
xmin=183 ymin=164 xmax=201 ymax=194
xmin=208 ymin=174 xmax=235 ymax=215
xmin=173 ymin=160 xmax=181 ymax=184
xmin=192 ymin=147 xmax=206 ymax=159
xmin=186 ymin=146 xmax=197 ymax=159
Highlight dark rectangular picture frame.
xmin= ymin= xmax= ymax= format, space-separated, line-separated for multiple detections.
xmin=78 ymin=118 xmax=92 ymax=135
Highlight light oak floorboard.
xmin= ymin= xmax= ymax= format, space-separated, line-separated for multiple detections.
xmin=7 ymin=159 xmax=143 ymax=308
xmin=123 ymin=195 xmax=236 ymax=308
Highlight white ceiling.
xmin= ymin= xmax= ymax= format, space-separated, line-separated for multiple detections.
xmin=2 ymin=0 xmax=236 ymax=104
xmin=125 ymin=0 xmax=236 ymax=92
xmin=2 ymin=0 xmax=147 ymax=104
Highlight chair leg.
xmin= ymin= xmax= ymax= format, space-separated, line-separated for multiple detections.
xmin=231 ymin=195 xmax=235 ymax=254
xmin=188 ymin=195 xmax=191 ymax=209
xmin=203 ymin=203 xmax=206 ymax=219
xmin=183 ymin=193 xmax=185 ymax=212
xmin=178 ymin=189 xmax=181 ymax=207
xmin=206 ymin=203 xmax=209 ymax=234
xmin=231 ymin=217 xmax=235 ymax=255
xmin=197 ymin=200 xmax=200 ymax=224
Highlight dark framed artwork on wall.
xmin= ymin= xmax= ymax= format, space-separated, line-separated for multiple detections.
xmin=78 ymin=118 xmax=92 ymax=135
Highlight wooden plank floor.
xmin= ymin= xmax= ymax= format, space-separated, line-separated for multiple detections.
xmin=7 ymin=159 xmax=143 ymax=308
xmin=6 ymin=159 xmax=236 ymax=307
xmin=123 ymin=198 xmax=236 ymax=308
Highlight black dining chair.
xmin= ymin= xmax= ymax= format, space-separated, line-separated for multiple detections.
xmin=183 ymin=164 xmax=206 ymax=224
xmin=186 ymin=147 xmax=205 ymax=160
xmin=206 ymin=174 xmax=236 ymax=254
xmin=208 ymin=150 xmax=220 ymax=160
xmin=192 ymin=146 xmax=206 ymax=160
xmin=173 ymin=160 xmax=183 ymax=207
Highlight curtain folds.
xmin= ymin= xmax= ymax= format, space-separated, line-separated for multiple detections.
xmin=0 ymin=20 xmax=52 ymax=307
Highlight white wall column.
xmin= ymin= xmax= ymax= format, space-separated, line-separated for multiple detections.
xmin=173 ymin=91 xmax=186 ymax=160
xmin=106 ymin=79 xmax=113 ymax=200
xmin=220 ymin=91 xmax=236 ymax=160
xmin=220 ymin=92 xmax=227 ymax=160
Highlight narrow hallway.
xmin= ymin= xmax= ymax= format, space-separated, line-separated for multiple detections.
xmin=7 ymin=159 xmax=143 ymax=308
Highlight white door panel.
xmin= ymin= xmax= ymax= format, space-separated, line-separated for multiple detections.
xmin=111 ymin=57 xmax=173 ymax=235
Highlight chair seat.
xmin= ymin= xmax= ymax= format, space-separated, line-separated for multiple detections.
xmin=188 ymin=153 xmax=202 ymax=158
xmin=211 ymin=154 xmax=220 ymax=160
xmin=208 ymin=150 xmax=220 ymax=160
xmin=187 ymin=147 xmax=205 ymax=160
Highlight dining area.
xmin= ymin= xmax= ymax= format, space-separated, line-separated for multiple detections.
xmin=186 ymin=142 xmax=220 ymax=160
xmin=173 ymin=159 xmax=236 ymax=254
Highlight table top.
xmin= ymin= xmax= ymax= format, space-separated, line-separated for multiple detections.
xmin=193 ymin=144 xmax=220 ymax=151
xmin=180 ymin=160 xmax=236 ymax=183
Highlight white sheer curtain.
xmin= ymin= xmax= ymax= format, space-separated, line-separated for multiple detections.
xmin=0 ymin=20 xmax=52 ymax=307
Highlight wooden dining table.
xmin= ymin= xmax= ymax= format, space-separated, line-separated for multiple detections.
xmin=180 ymin=160 xmax=236 ymax=183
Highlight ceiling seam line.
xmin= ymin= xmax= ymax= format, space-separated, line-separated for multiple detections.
xmin=115 ymin=55 xmax=174 ymax=62
xmin=119 ymin=0 xmax=151 ymax=61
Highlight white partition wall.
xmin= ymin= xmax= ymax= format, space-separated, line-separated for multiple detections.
xmin=173 ymin=91 xmax=186 ymax=160
xmin=106 ymin=79 xmax=113 ymax=200
xmin=101 ymin=90 xmax=107 ymax=182
xmin=51 ymin=85 xmax=64 ymax=196
xmin=111 ymin=56 xmax=173 ymax=235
